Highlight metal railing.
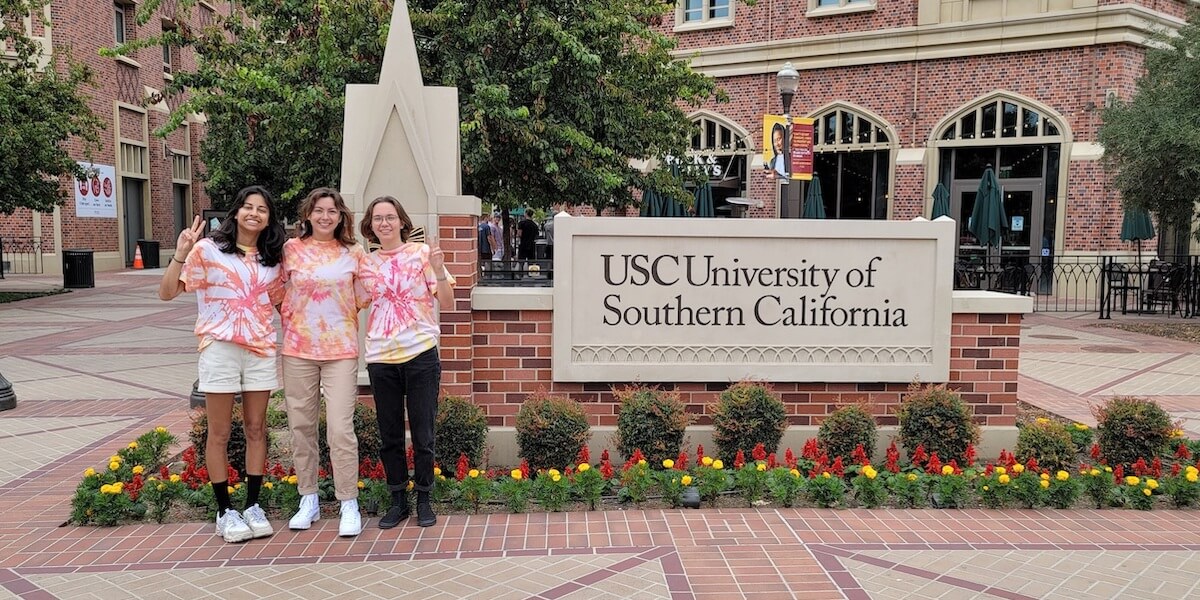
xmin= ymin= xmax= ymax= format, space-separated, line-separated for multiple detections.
xmin=0 ymin=236 xmax=44 ymax=277
xmin=954 ymin=253 xmax=1106 ymax=313
xmin=1098 ymin=255 xmax=1199 ymax=319
xmin=477 ymin=258 xmax=553 ymax=287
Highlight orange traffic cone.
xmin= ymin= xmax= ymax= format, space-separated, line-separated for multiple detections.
xmin=132 ymin=245 xmax=144 ymax=269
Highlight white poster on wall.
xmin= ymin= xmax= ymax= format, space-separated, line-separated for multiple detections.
xmin=74 ymin=162 xmax=116 ymax=218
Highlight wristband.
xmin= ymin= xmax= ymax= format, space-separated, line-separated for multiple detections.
xmin=171 ymin=256 xmax=186 ymax=265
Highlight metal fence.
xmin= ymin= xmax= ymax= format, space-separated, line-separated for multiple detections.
xmin=0 ymin=236 xmax=44 ymax=278
xmin=1097 ymin=255 xmax=1199 ymax=320
xmin=477 ymin=258 xmax=553 ymax=287
xmin=954 ymin=254 xmax=1108 ymax=313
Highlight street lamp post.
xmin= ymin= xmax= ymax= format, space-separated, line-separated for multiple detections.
xmin=775 ymin=62 xmax=800 ymax=185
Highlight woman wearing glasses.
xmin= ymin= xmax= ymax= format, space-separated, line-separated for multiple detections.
xmin=357 ymin=196 xmax=453 ymax=528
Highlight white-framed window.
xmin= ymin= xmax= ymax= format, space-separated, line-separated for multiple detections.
xmin=676 ymin=0 xmax=734 ymax=31
xmin=113 ymin=3 xmax=126 ymax=44
xmin=807 ymin=0 xmax=876 ymax=17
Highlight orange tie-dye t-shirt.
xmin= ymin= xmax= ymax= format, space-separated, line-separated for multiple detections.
xmin=358 ymin=243 xmax=442 ymax=364
xmin=280 ymin=237 xmax=366 ymax=360
xmin=180 ymin=238 xmax=285 ymax=357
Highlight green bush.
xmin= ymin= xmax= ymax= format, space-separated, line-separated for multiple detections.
xmin=818 ymin=404 xmax=877 ymax=463
xmin=711 ymin=382 xmax=788 ymax=463
xmin=189 ymin=405 xmax=251 ymax=476
xmin=1015 ymin=420 xmax=1076 ymax=472
xmin=895 ymin=384 xmax=979 ymax=464
xmin=436 ymin=395 xmax=489 ymax=471
xmin=516 ymin=393 xmax=591 ymax=471
xmin=612 ymin=385 xmax=692 ymax=466
xmin=318 ymin=401 xmax=383 ymax=471
xmin=1094 ymin=396 xmax=1174 ymax=467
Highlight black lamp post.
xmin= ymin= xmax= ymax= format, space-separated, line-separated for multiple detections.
xmin=775 ymin=62 xmax=800 ymax=186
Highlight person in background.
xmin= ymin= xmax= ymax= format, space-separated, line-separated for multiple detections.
xmin=158 ymin=185 xmax=285 ymax=543
xmin=357 ymin=196 xmax=454 ymax=529
xmin=517 ymin=208 xmax=539 ymax=260
xmin=280 ymin=188 xmax=366 ymax=537
xmin=477 ymin=213 xmax=492 ymax=260
xmin=489 ymin=214 xmax=504 ymax=261
xmin=543 ymin=206 xmax=556 ymax=261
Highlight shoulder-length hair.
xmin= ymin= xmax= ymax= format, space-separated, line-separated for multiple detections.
xmin=209 ymin=185 xmax=286 ymax=267
xmin=297 ymin=187 xmax=356 ymax=246
xmin=359 ymin=196 xmax=414 ymax=245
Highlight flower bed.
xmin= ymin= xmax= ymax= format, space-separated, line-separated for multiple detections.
xmin=69 ymin=428 xmax=1200 ymax=527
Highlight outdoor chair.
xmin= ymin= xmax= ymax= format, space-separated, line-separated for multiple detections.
xmin=1142 ymin=264 xmax=1188 ymax=316
xmin=994 ymin=264 xmax=1036 ymax=296
xmin=1103 ymin=263 xmax=1139 ymax=315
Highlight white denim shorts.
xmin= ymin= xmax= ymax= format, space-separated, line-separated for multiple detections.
xmin=198 ymin=340 xmax=278 ymax=394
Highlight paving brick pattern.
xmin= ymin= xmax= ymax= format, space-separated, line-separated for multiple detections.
xmin=2 ymin=276 xmax=1200 ymax=598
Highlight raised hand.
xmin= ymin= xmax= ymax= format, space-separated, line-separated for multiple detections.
xmin=175 ymin=215 xmax=204 ymax=260
xmin=429 ymin=246 xmax=445 ymax=273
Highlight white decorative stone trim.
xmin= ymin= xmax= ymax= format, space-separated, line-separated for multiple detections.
xmin=571 ymin=344 xmax=932 ymax=364
xmin=1069 ymin=142 xmax=1104 ymax=161
xmin=951 ymin=290 xmax=1034 ymax=314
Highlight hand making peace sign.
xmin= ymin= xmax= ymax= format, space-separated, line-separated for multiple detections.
xmin=174 ymin=215 xmax=205 ymax=261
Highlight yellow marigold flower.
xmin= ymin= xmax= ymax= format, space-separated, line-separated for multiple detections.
xmin=1104 ymin=466 xmax=1112 ymax=472
xmin=99 ymin=484 xmax=113 ymax=494
xmin=941 ymin=465 xmax=954 ymax=476
xmin=113 ymin=481 xmax=124 ymax=490
xmin=155 ymin=426 xmax=168 ymax=434
xmin=1089 ymin=469 xmax=1100 ymax=476
xmin=228 ymin=486 xmax=234 ymax=494
xmin=995 ymin=466 xmax=1006 ymax=475
xmin=433 ymin=467 xmax=442 ymax=476
xmin=637 ymin=459 xmax=647 ymax=466
xmin=437 ymin=474 xmax=446 ymax=481
xmin=127 ymin=441 xmax=138 ymax=449
xmin=998 ymin=474 xmax=1010 ymax=484
xmin=1012 ymin=464 xmax=1025 ymax=474
xmin=83 ymin=468 xmax=96 ymax=478
xmin=552 ymin=474 xmax=562 ymax=482
xmin=789 ymin=469 xmax=800 ymax=478
xmin=511 ymin=469 xmax=523 ymax=480
xmin=406 ymin=481 xmax=414 ymax=491
xmin=109 ymin=455 xmax=121 ymax=463
xmin=1074 ymin=423 xmax=1088 ymax=431
xmin=1125 ymin=476 xmax=1140 ymax=486
xmin=982 ymin=485 xmax=990 ymax=491
xmin=577 ymin=463 xmax=590 ymax=472
xmin=822 ymin=472 xmax=832 ymax=479
xmin=1056 ymin=471 xmax=1070 ymax=481
xmin=1143 ymin=487 xmax=1153 ymax=496
xmin=907 ymin=473 xmax=918 ymax=482
xmin=701 ymin=456 xmax=714 ymax=467
xmin=662 ymin=459 xmax=674 ymax=469
xmin=1040 ymin=472 xmax=1050 ymax=481
xmin=357 ymin=480 xmax=365 ymax=489
xmin=147 ymin=476 xmax=157 ymax=482
xmin=169 ymin=474 xmax=181 ymax=483
xmin=264 ymin=482 xmax=273 ymax=490
xmin=1186 ymin=465 xmax=1198 ymax=475
xmin=108 ymin=461 xmax=120 ymax=471
xmin=1039 ymin=479 xmax=1050 ymax=489
xmin=713 ymin=460 xmax=724 ymax=470
xmin=157 ymin=483 xmax=166 ymax=492
xmin=862 ymin=465 xmax=877 ymax=480
xmin=1146 ymin=479 xmax=1158 ymax=490
xmin=469 ymin=469 xmax=480 ymax=478
xmin=1171 ymin=429 xmax=1185 ymax=438
xmin=287 ymin=475 xmax=298 ymax=485
xmin=756 ymin=463 xmax=767 ymax=472
xmin=681 ymin=475 xmax=693 ymax=486
xmin=1036 ymin=417 xmax=1049 ymax=424
xmin=548 ymin=469 xmax=560 ymax=478
xmin=1187 ymin=472 xmax=1198 ymax=483
xmin=132 ymin=465 xmax=144 ymax=475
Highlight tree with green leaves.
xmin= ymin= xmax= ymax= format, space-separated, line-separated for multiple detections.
xmin=1098 ymin=11 xmax=1200 ymax=236
xmin=0 ymin=0 xmax=100 ymax=215
xmin=122 ymin=0 xmax=719 ymax=218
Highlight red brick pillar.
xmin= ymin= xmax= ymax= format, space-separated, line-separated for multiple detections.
xmin=438 ymin=214 xmax=478 ymax=397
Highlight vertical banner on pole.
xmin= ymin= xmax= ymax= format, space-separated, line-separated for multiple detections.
xmin=763 ymin=115 xmax=815 ymax=181
xmin=790 ymin=118 xmax=814 ymax=181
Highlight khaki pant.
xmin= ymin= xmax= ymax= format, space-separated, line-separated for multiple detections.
xmin=282 ymin=356 xmax=359 ymax=500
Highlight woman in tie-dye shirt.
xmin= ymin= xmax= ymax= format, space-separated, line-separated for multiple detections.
xmin=279 ymin=188 xmax=367 ymax=537
xmin=357 ymin=196 xmax=453 ymax=529
xmin=158 ymin=185 xmax=285 ymax=544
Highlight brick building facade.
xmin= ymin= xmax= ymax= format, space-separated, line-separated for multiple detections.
xmin=665 ymin=0 xmax=1194 ymax=259
xmin=1 ymin=0 xmax=227 ymax=274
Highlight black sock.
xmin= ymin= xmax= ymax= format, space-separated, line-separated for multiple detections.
xmin=212 ymin=480 xmax=232 ymax=516
xmin=245 ymin=474 xmax=263 ymax=508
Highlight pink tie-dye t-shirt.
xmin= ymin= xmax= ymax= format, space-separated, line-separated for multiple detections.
xmin=280 ymin=237 xmax=367 ymax=360
xmin=357 ymin=243 xmax=442 ymax=364
xmin=180 ymin=238 xmax=284 ymax=357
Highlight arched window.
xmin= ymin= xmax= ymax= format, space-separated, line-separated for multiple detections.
xmin=784 ymin=104 xmax=893 ymax=219
xmin=686 ymin=112 xmax=754 ymax=216
xmin=938 ymin=98 xmax=1062 ymax=142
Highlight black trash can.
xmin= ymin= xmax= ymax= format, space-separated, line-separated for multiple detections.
xmin=62 ymin=249 xmax=95 ymax=289
xmin=137 ymin=239 xmax=161 ymax=268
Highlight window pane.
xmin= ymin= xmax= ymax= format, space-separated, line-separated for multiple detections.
xmin=718 ymin=125 xmax=730 ymax=149
xmin=959 ymin=191 xmax=978 ymax=245
xmin=840 ymin=111 xmax=853 ymax=144
xmin=822 ymin=113 xmax=836 ymax=146
xmin=953 ymin=147 xmax=993 ymax=180
xmin=163 ymin=42 xmax=171 ymax=65
xmin=960 ymin=111 xmax=976 ymax=140
xmin=691 ymin=131 xmax=701 ymax=151
xmin=839 ymin=151 xmax=875 ymax=219
xmin=818 ymin=0 xmax=839 ymax=5
xmin=1044 ymin=119 xmax=1059 ymax=136
xmin=940 ymin=124 xmax=956 ymax=140
xmin=857 ymin=116 xmax=872 ymax=144
xmin=876 ymin=127 xmax=888 ymax=144
xmin=873 ymin=150 xmax=889 ymax=219
xmin=709 ymin=0 xmax=730 ymax=18
xmin=1022 ymin=109 xmax=1039 ymax=137
xmin=1001 ymin=102 xmax=1018 ymax=138
xmin=980 ymin=102 xmax=997 ymax=139
xmin=998 ymin=145 xmax=1044 ymax=179
xmin=114 ymin=6 xmax=125 ymax=44
xmin=684 ymin=0 xmax=703 ymax=21
xmin=705 ymin=120 xmax=716 ymax=149
xmin=813 ymin=153 xmax=838 ymax=218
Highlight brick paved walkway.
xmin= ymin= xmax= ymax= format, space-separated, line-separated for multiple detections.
xmin=1 ymin=274 xmax=1199 ymax=599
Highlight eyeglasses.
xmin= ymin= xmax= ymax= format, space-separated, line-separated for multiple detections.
xmin=372 ymin=215 xmax=400 ymax=224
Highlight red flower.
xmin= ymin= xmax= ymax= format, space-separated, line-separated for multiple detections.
xmin=965 ymin=444 xmax=977 ymax=467
xmin=830 ymin=456 xmax=845 ymax=478
xmin=519 ymin=459 xmax=530 ymax=480
xmin=752 ymin=443 xmax=767 ymax=461
xmin=1131 ymin=458 xmax=1149 ymax=476
xmin=1025 ymin=457 xmax=1038 ymax=473
xmin=767 ymin=453 xmax=778 ymax=469
xmin=808 ymin=453 xmax=829 ymax=479
xmin=127 ymin=473 xmax=144 ymax=502
xmin=802 ymin=438 xmax=820 ymax=460
xmin=676 ymin=451 xmax=688 ymax=470
xmin=695 ymin=444 xmax=704 ymax=462
xmin=733 ymin=450 xmax=746 ymax=470
xmin=784 ymin=448 xmax=798 ymax=470
xmin=371 ymin=461 xmax=386 ymax=480
xmin=1113 ymin=464 xmax=1124 ymax=483
xmin=317 ymin=467 xmax=328 ymax=480
xmin=885 ymin=442 xmax=900 ymax=474
xmin=358 ymin=458 xmax=372 ymax=478
xmin=925 ymin=452 xmax=942 ymax=475
xmin=1090 ymin=444 xmax=1101 ymax=460
xmin=406 ymin=447 xmax=415 ymax=471
xmin=1176 ymin=443 xmax=1192 ymax=460
xmin=181 ymin=446 xmax=197 ymax=466
xmin=577 ymin=445 xmax=591 ymax=465
xmin=600 ymin=458 xmax=614 ymax=480
xmin=227 ymin=465 xmax=240 ymax=485
xmin=630 ymin=449 xmax=646 ymax=465
xmin=851 ymin=444 xmax=869 ymax=466
xmin=985 ymin=463 xmax=995 ymax=476
xmin=160 ymin=465 xmax=170 ymax=479
xmin=1151 ymin=457 xmax=1163 ymax=478
xmin=1171 ymin=462 xmax=1182 ymax=477
xmin=601 ymin=449 xmax=610 ymax=463
xmin=456 ymin=453 xmax=470 ymax=482
xmin=910 ymin=444 xmax=927 ymax=467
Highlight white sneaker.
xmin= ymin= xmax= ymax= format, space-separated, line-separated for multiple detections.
xmin=215 ymin=509 xmax=254 ymax=543
xmin=243 ymin=504 xmax=274 ymax=538
xmin=339 ymin=499 xmax=362 ymax=537
xmin=288 ymin=494 xmax=320 ymax=530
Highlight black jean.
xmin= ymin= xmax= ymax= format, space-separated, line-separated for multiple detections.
xmin=366 ymin=347 xmax=440 ymax=493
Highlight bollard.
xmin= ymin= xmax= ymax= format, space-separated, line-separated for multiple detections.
xmin=0 ymin=372 xmax=15 ymax=411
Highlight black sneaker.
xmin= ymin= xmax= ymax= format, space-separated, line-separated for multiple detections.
xmin=416 ymin=491 xmax=437 ymax=527
xmin=378 ymin=491 xmax=409 ymax=529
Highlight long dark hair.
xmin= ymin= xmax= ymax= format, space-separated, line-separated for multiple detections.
xmin=210 ymin=185 xmax=285 ymax=267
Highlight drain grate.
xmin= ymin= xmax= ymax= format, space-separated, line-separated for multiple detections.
xmin=1080 ymin=345 xmax=1138 ymax=354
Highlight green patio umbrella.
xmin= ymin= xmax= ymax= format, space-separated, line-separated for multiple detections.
xmin=968 ymin=167 xmax=1006 ymax=247
xmin=802 ymin=176 xmax=827 ymax=219
xmin=640 ymin=188 xmax=664 ymax=217
xmin=694 ymin=181 xmax=715 ymax=217
xmin=1120 ymin=205 xmax=1155 ymax=271
xmin=931 ymin=182 xmax=951 ymax=219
